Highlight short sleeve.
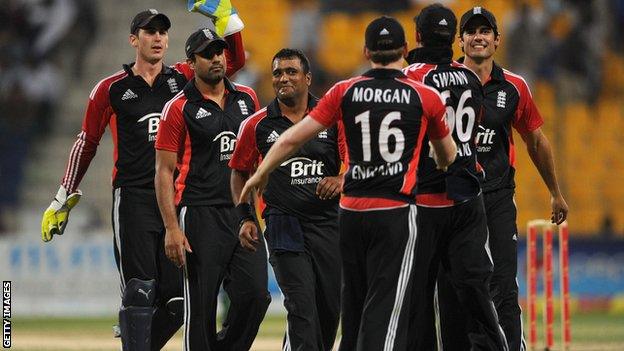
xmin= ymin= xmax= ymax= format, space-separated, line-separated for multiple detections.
xmin=155 ymin=98 xmax=186 ymax=153
xmin=309 ymin=83 xmax=343 ymax=127
xmin=229 ymin=113 xmax=262 ymax=172
xmin=512 ymin=80 xmax=544 ymax=134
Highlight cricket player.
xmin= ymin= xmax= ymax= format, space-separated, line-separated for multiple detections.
xmin=435 ymin=7 xmax=569 ymax=351
xmin=230 ymin=48 xmax=345 ymax=350
xmin=155 ymin=27 xmax=270 ymax=351
xmin=39 ymin=9 xmax=246 ymax=350
xmin=239 ymin=16 xmax=457 ymax=351
xmin=403 ymin=4 xmax=508 ymax=350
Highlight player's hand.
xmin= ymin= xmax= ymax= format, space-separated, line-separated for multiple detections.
xmin=316 ymin=176 xmax=342 ymax=200
xmin=41 ymin=186 xmax=82 ymax=242
xmin=551 ymin=194 xmax=569 ymax=225
xmin=239 ymin=172 xmax=268 ymax=205
xmin=165 ymin=227 xmax=192 ymax=268
xmin=239 ymin=220 xmax=259 ymax=251
xmin=187 ymin=0 xmax=245 ymax=37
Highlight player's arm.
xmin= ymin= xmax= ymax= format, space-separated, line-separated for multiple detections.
xmin=520 ymin=128 xmax=568 ymax=224
xmin=155 ymin=149 xmax=191 ymax=267
xmin=316 ymin=123 xmax=346 ymax=200
xmin=155 ymin=100 xmax=192 ymax=267
xmin=240 ymin=116 xmax=327 ymax=203
xmin=424 ymin=87 xmax=457 ymax=170
xmin=514 ymin=79 xmax=568 ymax=224
xmin=430 ymin=135 xmax=457 ymax=170
xmin=229 ymin=113 xmax=262 ymax=250
xmin=41 ymin=81 xmax=112 ymax=242
xmin=231 ymin=169 xmax=259 ymax=251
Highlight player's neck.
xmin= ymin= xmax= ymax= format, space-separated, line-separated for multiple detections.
xmin=132 ymin=58 xmax=163 ymax=86
xmin=370 ymin=60 xmax=404 ymax=71
xmin=463 ymin=57 xmax=493 ymax=85
xmin=278 ymin=94 xmax=309 ymax=124
xmin=196 ymin=78 xmax=226 ymax=109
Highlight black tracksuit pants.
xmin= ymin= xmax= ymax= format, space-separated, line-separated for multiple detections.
xmin=408 ymin=195 xmax=508 ymax=351
xmin=339 ymin=205 xmax=418 ymax=351
xmin=112 ymin=186 xmax=182 ymax=350
xmin=179 ymin=205 xmax=270 ymax=351
xmin=265 ymin=214 xmax=341 ymax=351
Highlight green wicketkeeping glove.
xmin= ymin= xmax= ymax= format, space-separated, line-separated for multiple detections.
xmin=187 ymin=0 xmax=245 ymax=37
xmin=41 ymin=186 xmax=82 ymax=242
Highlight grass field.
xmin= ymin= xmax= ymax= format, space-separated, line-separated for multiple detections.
xmin=8 ymin=313 xmax=624 ymax=350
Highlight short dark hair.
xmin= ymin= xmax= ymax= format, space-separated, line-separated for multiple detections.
xmin=369 ymin=47 xmax=405 ymax=65
xmin=272 ymin=48 xmax=311 ymax=74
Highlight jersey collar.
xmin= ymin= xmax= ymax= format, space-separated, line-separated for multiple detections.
xmin=267 ymin=93 xmax=319 ymax=119
xmin=363 ymin=68 xmax=407 ymax=79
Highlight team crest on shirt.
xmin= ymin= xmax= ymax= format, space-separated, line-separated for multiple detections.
xmin=238 ymin=100 xmax=249 ymax=115
xmin=167 ymin=78 xmax=179 ymax=93
xmin=497 ymin=91 xmax=506 ymax=108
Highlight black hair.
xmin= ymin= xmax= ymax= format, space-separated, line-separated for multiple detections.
xmin=369 ymin=47 xmax=405 ymax=65
xmin=272 ymin=48 xmax=311 ymax=74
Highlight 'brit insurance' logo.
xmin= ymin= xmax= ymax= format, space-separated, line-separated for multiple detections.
xmin=213 ymin=131 xmax=237 ymax=161
xmin=476 ymin=125 xmax=496 ymax=153
xmin=137 ymin=113 xmax=161 ymax=142
xmin=280 ymin=157 xmax=324 ymax=185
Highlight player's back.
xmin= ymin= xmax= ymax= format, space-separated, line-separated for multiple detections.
xmin=404 ymin=61 xmax=484 ymax=202
xmin=311 ymin=68 xmax=448 ymax=205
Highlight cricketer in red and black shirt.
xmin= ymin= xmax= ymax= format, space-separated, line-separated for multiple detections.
xmin=239 ymin=17 xmax=456 ymax=351
xmin=43 ymin=10 xmax=246 ymax=350
xmin=403 ymin=4 xmax=509 ymax=351
xmin=230 ymin=48 xmax=346 ymax=350
xmin=154 ymin=28 xmax=269 ymax=351
xmin=432 ymin=7 xmax=568 ymax=351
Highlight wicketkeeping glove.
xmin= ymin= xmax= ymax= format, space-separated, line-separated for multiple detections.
xmin=188 ymin=0 xmax=245 ymax=37
xmin=41 ymin=186 xmax=82 ymax=242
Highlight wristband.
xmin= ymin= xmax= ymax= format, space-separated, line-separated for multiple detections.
xmin=236 ymin=203 xmax=254 ymax=225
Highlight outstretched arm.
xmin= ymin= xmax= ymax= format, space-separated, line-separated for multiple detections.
xmin=240 ymin=116 xmax=327 ymax=203
xmin=521 ymin=127 xmax=568 ymax=224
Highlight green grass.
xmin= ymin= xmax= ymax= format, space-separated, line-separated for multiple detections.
xmin=9 ymin=313 xmax=624 ymax=350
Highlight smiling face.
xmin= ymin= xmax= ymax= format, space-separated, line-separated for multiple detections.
xmin=460 ymin=17 xmax=499 ymax=61
xmin=271 ymin=57 xmax=311 ymax=104
xmin=131 ymin=27 xmax=169 ymax=64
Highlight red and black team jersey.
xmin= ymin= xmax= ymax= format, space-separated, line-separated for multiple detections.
xmin=229 ymin=95 xmax=346 ymax=221
xmin=309 ymin=68 xmax=450 ymax=211
xmin=404 ymin=52 xmax=484 ymax=206
xmin=155 ymin=78 xmax=259 ymax=207
xmin=61 ymin=33 xmax=245 ymax=193
xmin=470 ymin=61 xmax=544 ymax=193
